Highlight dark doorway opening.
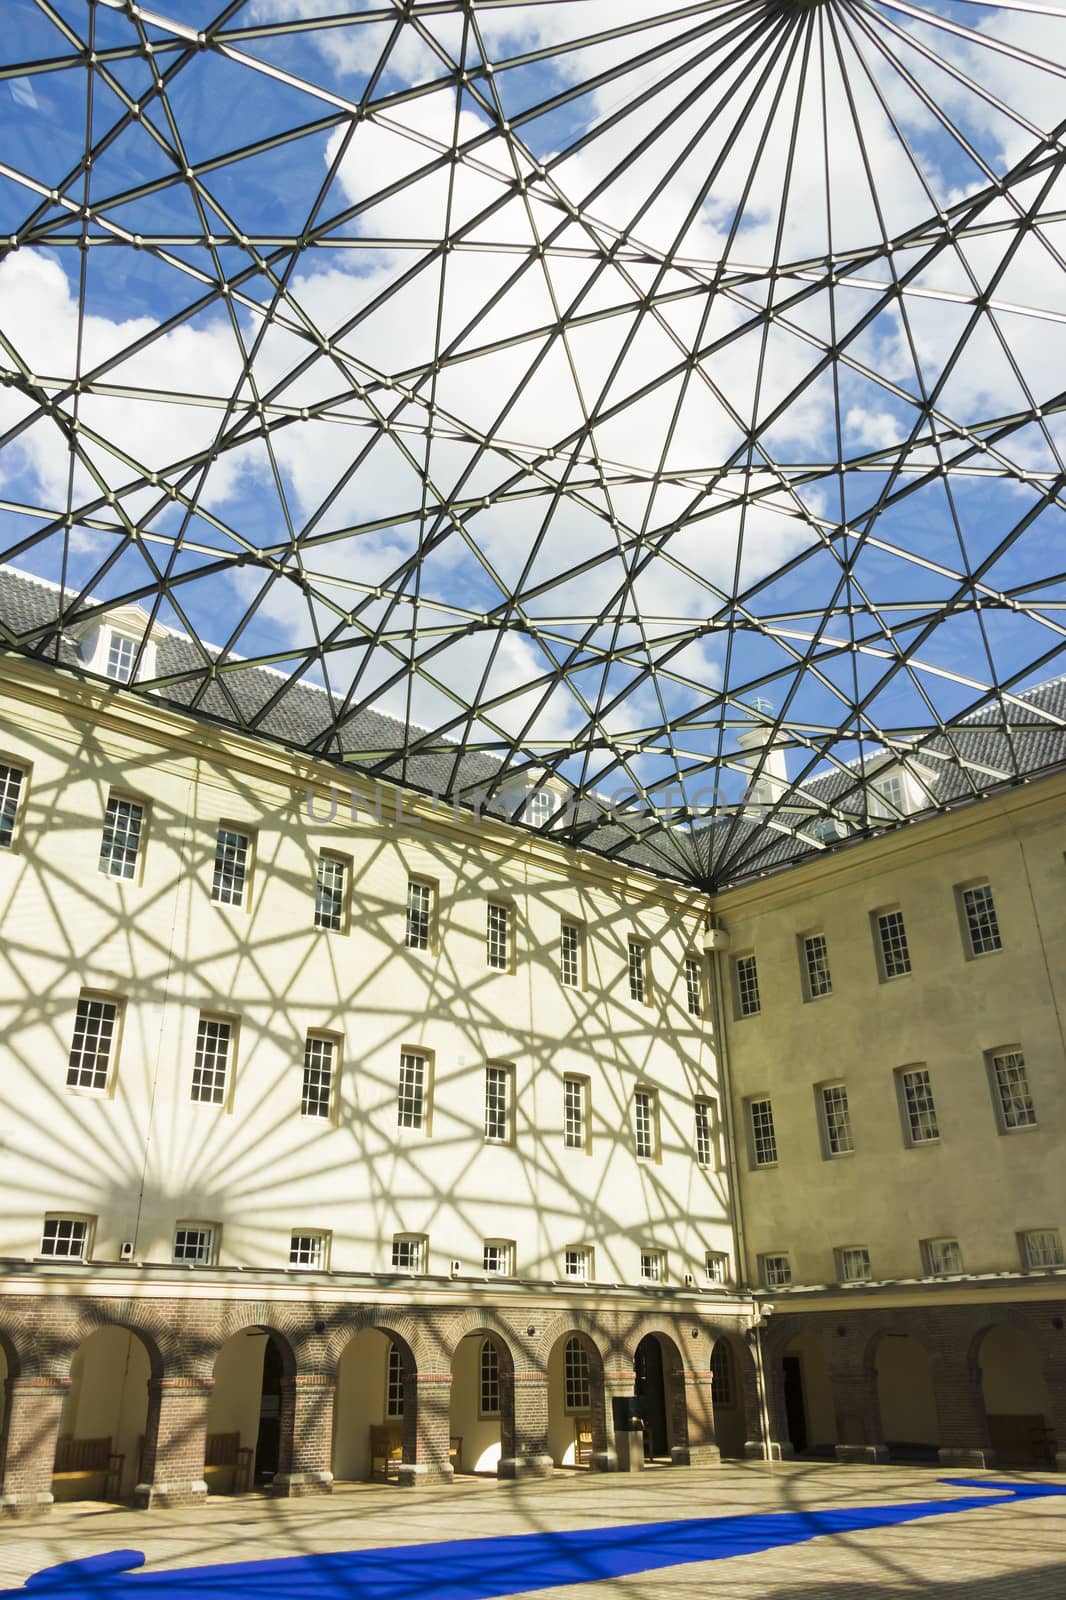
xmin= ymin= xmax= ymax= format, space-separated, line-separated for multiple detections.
xmin=254 ymin=1336 xmax=283 ymax=1483
xmin=634 ymin=1335 xmax=669 ymax=1461
xmin=782 ymin=1354 xmax=808 ymax=1453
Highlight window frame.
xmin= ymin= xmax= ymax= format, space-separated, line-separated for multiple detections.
xmin=560 ymin=919 xmax=584 ymax=990
xmin=563 ymin=1335 xmax=591 ymax=1413
xmin=759 ymin=1252 xmax=792 ymax=1289
xmin=921 ymin=1236 xmax=963 ymax=1277
xmin=66 ymin=990 xmax=124 ymax=1098
xmin=289 ymin=1230 xmax=331 ymax=1270
xmin=482 ymin=1239 xmax=515 ymax=1278
xmin=173 ymin=1222 xmax=218 ymax=1267
xmin=301 ymin=1030 xmax=340 ymax=1123
xmin=896 ymin=1065 xmax=940 ymax=1146
xmin=632 ymin=1085 xmax=660 ymax=1162
xmin=639 ymin=1247 xmax=667 ymax=1284
xmin=873 ymin=906 xmax=912 ymax=981
xmin=483 ymin=1061 xmax=515 ymax=1145
xmin=390 ymin=1233 xmax=427 ymax=1274
xmin=1018 ymin=1228 xmax=1064 ymax=1271
xmin=39 ymin=1214 xmax=94 ymax=1262
xmin=684 ymin=953 xmax=704 ymax=1018
xmin=733 ymin=951 xmax=761 ymax=1018
xmin=405 ymin=875 xmax=437 ymax=954
xmin=486 ymin=900 xmax=513 ymax=973
xmin=563 ymin=1073 xmax=590 ymax=1153
xmin=397 ymin=1047 xmax=433 ymax=1135
xmin=314 ymin=851 xmax=351 ymax=934
xmin=986 ymin=1045 xmax=1037 ymax=1134
xmin=0 ymin=758 xmax=29 ymax=852
xmin=479 ymin=1337 xmax=502 ymax=1419
xmin=98 ymin=790 xmax=148 ymax=883
xmin=105 ymin=632 xmax=138 ymax=684
xmin=956 ymin=879 xmax=1003 ymax=959
xmin=747 ymin=1095 xmax=779 ymax=1168
xmin=564 ymin=1245 xmax=593 ymax=1282
xmin=190 ymin=1012 xmax=238 ymax=1110
xmin=627 ymin=938 xmax=650 ymax=1005
xmin=704 ymin=1251 xmax=729 ymax=1286
xmin=817 ymin=1081 xmax=854 ymax=1158
xmin=835 ymin=1245 xmax=872 ymax=1283
xmin=800 ymin=931 xmax=833 ymax=1001
xmin=210 ymin=824 xmax=254 ymax=910
xmin=385 ymin=1340 xmax=405 ymax=1418
xmin=694 ymin=1096 xmax=717 ymax=1168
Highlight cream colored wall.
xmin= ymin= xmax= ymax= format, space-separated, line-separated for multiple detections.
xmin=332 ymin=1329 xmax=391 ymax=1481
xmin=450 ymin=1333 xmax=502 ymax=1474
xmin=875 ymin=1335 xmax=938 ymax=1445
xmin=59 ymin=1326 xmax=151 ymax=1496
xmin=0 ymin=666 xmax=731 ymax=1288
xmin=547 ymin=1337 xmax=583 ymax=1467
xmin=980 ymin=1324 xmax=1049 ymax=1415
xmin=784 ymin=1332 xmax=835 ymax=1450
xmin=205 ymin=1333 xmax=266 ymax=1456
xmin=718 ymin=781 xmax=1066 ymax=1287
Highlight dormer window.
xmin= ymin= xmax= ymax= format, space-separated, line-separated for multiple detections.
xmin=106 ymin=634 xmax=137 ymax=684
xmin=524 ymin=787 xmax=557 ymax=829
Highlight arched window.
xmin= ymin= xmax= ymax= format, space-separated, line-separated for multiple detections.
xmin=385 ymin=1341 xmax=405 ymax=1418
xmin=479 ymin=1339 xmax=500 ymax=1418
xmin=710 ymin=1340 xmax=734 ymax=1408
xmin=564 ymin=1335 xmax=590 ymax=1412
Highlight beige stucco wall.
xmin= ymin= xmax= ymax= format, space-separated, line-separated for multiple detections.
xmin=332 ymin=1328 xmax=392 ymax=1481
xmin=205 ymin=1333 xmax=267 ymax=1460
xmin=450 ymin=1332 xmax=502 ymax=1474
xmin=716 ymin=777 xmax=1066 ymax=1289
xmin=0 ymin=661 xmax=730 ymax=1289
xmin=58 ymin=1326 xmax=151 ymax=1496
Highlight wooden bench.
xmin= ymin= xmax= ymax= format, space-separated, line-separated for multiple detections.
xmin=368 ymin=1426 xmax=463 ymax=1479
xmin=52 ymin=1435 xmax=124 ymax=1502
xmin=574 ymin=1417 xmax=593 ymax=1468
xmin=204 ymin=1431 xmax=254 ymax=1495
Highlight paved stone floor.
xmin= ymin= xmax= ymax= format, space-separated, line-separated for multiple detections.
xmin=1 ymin=1464 xmax=1064 ymax=1598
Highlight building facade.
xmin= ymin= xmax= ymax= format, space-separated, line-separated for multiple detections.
xmin=0 ymin=581 xmax=1063 ymax=1515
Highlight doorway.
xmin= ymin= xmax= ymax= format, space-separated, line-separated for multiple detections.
xmin=254 ymin=1337 xmax=284 ymax=1483
xmin=634 ymin=1335 xmax=669 ymax=1461
xmin=782 ymin=1355 xmax=808 ymax=1453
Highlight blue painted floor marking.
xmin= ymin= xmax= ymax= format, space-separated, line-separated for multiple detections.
xmin=13 ymin=1479 xmax=1066 ymax=1598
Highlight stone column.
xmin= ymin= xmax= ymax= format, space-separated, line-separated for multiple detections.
xmin=0 ymin=1375 xmax=69 ymax=1517
xmin=932 ymin=1356 xmax=994 ymax=1469
xmin=679 ymin=1368 xmax=720 ymax=1467
xmin=398 ymin=1371 xmax=453 ymax=1485
xmin=273 ymin=1374 xmax=335 ymax=1497
xmin=134 ymin=1376 xmax=212 ymax=1509
xmin=743 ymin=1338 xmax=793 ymax=1460
xmin=830 ymin=1359 xmax=888 ymax=1465
xmin=593 ymin=1370 xmax=633 ymax=1473
xmin=498 ymin=1367 xmax=553 ymax=1479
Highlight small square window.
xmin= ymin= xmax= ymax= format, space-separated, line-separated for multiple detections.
xmin=398 ymin=1050 xmax=429 ymax=1131
xmin=406 ymin=879 xmax=434 ymax=951
xmin=760 ymin=1252 xmax=792 ymax=1288
xmin=633 ymin=1087 xmax=658 ymax=1161
xmin=482 ymin=1240 xmax=514 ymax=1276
xmin=40 ymin=1217 xmax=90 ymax=1260
xmin=898 ymin=1066 xmax=939 ymax=1144
xmin=684 ymin=955 xmax=703 ymax=1018
xmin=734 ymin=953 xmax=761 ymax=1017
xmin=921 ymin=1237 xmax=963 ymax=1277
xmin=191 ymin=1016 xmax=233 ymax=1106
xmin=314 ymin=854 xmax=349 ymax=932
xmin=391 ymin=1234 xmax=426 ymax=1273
xmin=563 ymin=1075 xmax=588 ymax=1152
xmin=819 ymin=1083 xmax=854 ymax=1156
xmin=1019 ymin=1228 xmax=1064 ymax=1270
xmin=960 ymin=883 xmax=1002 ymax=957
xmin=99 ymin=794 xmax=144 ymax=880
xmin=0 ymin=762 xmax=25 ymax=850
xmin=802 ymin=933 xmax=832 ymax=999
xmin=174 ymin=1225 xmax=216 ymax=1266
xmin=988 ymin=1048 xmax=1036 ymax=1131
xmin=106 ymin=634 xmax=137 ymax=684
xmin=705 ymin=1251 xmax=729 ymax=1285
xmin=628 ymin=940 xmax=648 ymax=1004
xmin=487 ymin=902 xmax=511 ymax=971
xmin=560 ymin=920 xmax=583 ymax=988
xmin=211 ymin=828 xmax=251 ymax=907
xmin=875 ymin=908 xmax=911 ymax=980
xmin=748 ymin=1097 xmax=778 ymax=1166
xmin=640 ymin=1248 xmax=666 ymax=1283
xmin=484 ymin=1063 xmax=513 ymax=1143
xmin=289 ymin=1231 xmax=329 ymax=1269
xmin=66 ymin=994 xmax=120 ymax=1093
xmin=836 ymin=1246 xmax=871 ymax=1283
xmin=564 ymin=1246 xmax=592 ymax=1281
xmin=301 ymin=1034 xmax=336 ymax=1119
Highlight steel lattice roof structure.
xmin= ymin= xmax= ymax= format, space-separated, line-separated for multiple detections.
xmin=2 ymin=0 xmax=1066 ymax=888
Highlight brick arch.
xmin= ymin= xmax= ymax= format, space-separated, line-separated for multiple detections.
xmin=862 ymin=1319 xmax=933 ymax=1379
xmin=438 ymin=1307 xmax=521 ymax=1368
xmin=535 ymin=1311 xmax=609 ymax=1373
xmin=60 ymin=1308 xmax=168 ymax=1382
xmin=962 ymin=1306 xmax=1049 ymax=1375
xmin=0 ymin=1318 xmax=33 ymax=1378
xmin=209 ymin=1307 xmax=301 ymax=1377
xmin=618 ymin=1315 xmax=704 ymax=1378
xmin=323 ymin=1309 xmax=423 ymax=1374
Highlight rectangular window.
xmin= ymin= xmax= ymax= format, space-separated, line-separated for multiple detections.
xmin=301 ymin=1034 xmax=335 ymax=1119
xmin=564 ymin=1338 xmax=591 ymax=1411
xmin=563 ymin=1075 xmax=588 ymax=1151
xmin=314 ymin=854 xmax=348 ymax=932
xmin=487 ymin=902 xmax=511 ymax=971
xmin=106 ymin=633 xmax=137 ymax=683
xmin=289 ymin=1231 xmax=329 ymax=1269
xmin=640 ymin=1248 xmax=666 ymax=1283
xmin=961 ymin=883 xmax=1002 ymax=956
xmin=406 ymin=878 xmax=433 ymax=951
xmin=391 ymin=1234 xmax=425 ymax=1273
xmin=211 ymin=827 xmax=250 ymax=907
xmin=748 ymin=1097 xmax=778 ymax=1166
xmin=66 ymin=995 xmax=120 ymax=1092
xmin=99 ymin=794 xmax=144 ymax=880
xmin=1020 ymin=1228 xmax=1064 ymax=1270
xmin=564 ymin=1247 xmax=592 ymax=1280
xmin=819 ymin=1083 xmax=854 ymax=1156
xmin=398 ymin=1051 xmax=428 ymax=1131
xmin=0 ymin=762 xmax=25 ymax=849
xmin=760 ymin=1252 xmax=792 ymax=1288
xmin=922 ymin=1237 xmax=963 ymax=1277
xmin=836 ymin=1246 xmax=871 ymax=1283
xmin=875 ymin=908 xmax=911 ymax=979
xmin=694 ymin=1098 xmax=715 ymax=1167
xmin=899 ymin=1067 xmax=939 ymax=1144
xmin=191 ymin=1016 xmax=233 ymax=1106
xmin=684 ymin=955 xmax=703 ymax=1018
xmin=173 ymin=1225 xmax=215 ymax=1266
xmin=482 ymin=1240 xmax=514 ymax=1276
xmin=633 ymin=1087 xmax=658 ymax=1161
xmin=705 ymin=1251 xmax=729 ymax=1285
xmin=560 ymin=920 xmax=582 ymax=988
xmin=802 ymin=933 xmax=832 ymax=999
xmin=734 ymin=952 xmax=761 ymax=1017
xmin=989 ymin=1048 xmax=1036 ymax=1131
xmin=480 ymin=1339 xmax=501 ymax=1417
xmin=385 ymin=1342 xmax=405 ymax=1418
xmin=484 ymin=1064 xmax=512 ymax=1143
xmin=628 ymin=940 xmax=648 ymax=1004
xmin=40 ymin=1217 xmax=89 ymax=1260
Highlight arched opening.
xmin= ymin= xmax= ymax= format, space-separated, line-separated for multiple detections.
xmin=979 ymin=1324 xmax=1054 ymax=1467
xmin=333 ymin=1328 xmax=414 ymax=1482
xmin=633 ymin=1333 xmax=686 ymax=1463
xmin=781 ymin=1332 xmax=836 ymax=1457
xmin=207 ymin=1328 xmax=293 ymax=1493
xmin=547 ymin=1332 xmax=603 ymax=1469
xmin=52 ymin=1326 xmax=152 ymax=1502
xmin=710 ymin=1337 xmax=746 ymax=1459
xmin=874 ymin=1332 xmax=938 ymax=1462
xmin=449 ymin=1332 xmax=513 ymax=1476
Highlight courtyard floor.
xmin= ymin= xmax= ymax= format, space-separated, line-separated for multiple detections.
xmin=1 ymin=1463 xmax=1063 ymax=1599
